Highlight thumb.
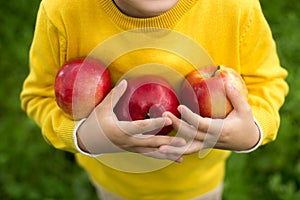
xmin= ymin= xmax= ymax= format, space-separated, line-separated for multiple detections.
xmin=225 ymin=82 xmax=248 ymax=113
xmin=102 ymin=80 xmax=128 ymax=108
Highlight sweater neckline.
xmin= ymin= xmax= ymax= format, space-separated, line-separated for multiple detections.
xmin=98 ymin=0 xmax=196 ymax=30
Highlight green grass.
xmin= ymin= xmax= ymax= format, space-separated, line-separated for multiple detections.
xmin=224 ymin=1 xmax=300 ymax=199
xmin=0 ymin=0 xmax=299 ymax=199
xmin=0 ymin=1 xmax=97 ymax=199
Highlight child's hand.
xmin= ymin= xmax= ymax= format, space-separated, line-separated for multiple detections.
xmin=77 ymin=80 xmax=186 ymax=162
xmin=159 ymin=83 xmax=260 ymax=156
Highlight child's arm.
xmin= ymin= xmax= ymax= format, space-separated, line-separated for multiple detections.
xmin=20 ymin=2 xmax=186 ymax=161
xmin=20 ymin=3 xmax=78 ymax=153
xmin=158 ymin=0 xmax=289 ymax=155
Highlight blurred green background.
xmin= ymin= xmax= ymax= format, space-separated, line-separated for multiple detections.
xmin=0 ymin=0 xmax=299 ymax=199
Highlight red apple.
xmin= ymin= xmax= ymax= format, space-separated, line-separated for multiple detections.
xmin=181 ymin=65 xmax=248 ymax=118
xmin=54 ymin=57 xmax=111 ymax=120
xmin=115 ymin=75 xmax=180 ymax=135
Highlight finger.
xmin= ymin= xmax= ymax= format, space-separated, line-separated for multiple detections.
xmin=179 ymin=105 xmax=225 ymax=135
xmin=177 ymin=106 xmax=224 ymax=147
xmin=163 ymin=111 xmax=204 ymax=141
xmin=178 ymin=105 xmax=212 ymax=132
xmin=118 ymin=117 xmax=172 ymax=135
xmin=146 ymin=151 xmax=184 ymax=163
xmin=162 ymin=111 xmax=182 ymax=131
xmin=225 ymin=82 xmax=249 ymax=114
xmin=159 ymin=140 xmax=203 ymax=155
xmin=135 ymin=147 xmax=184 ymax=163
xmin=102 ymin=79 xmax=127 ymax=108
xmin=129 ymin=134 xmax=186 ymax=148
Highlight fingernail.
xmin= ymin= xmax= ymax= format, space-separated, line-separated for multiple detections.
xmin=164 ymin=117 xmax=172 ymax=125
xmin=177 ymin=105 xmax=183 ymax=112
xmin=162 ymin=112 xmax=168 ymax=118
xmin=178 ymin=105 xmax=188 ymax=113
xmin=175 ymin=157 xmax=183 ymax=163
xmin=117 ymin=79 xmax=127 ymax=87
xmin=172 ymin=138 xmax=186 ymax=146
xmin=159 ymin=146 xmax=167 ymax=153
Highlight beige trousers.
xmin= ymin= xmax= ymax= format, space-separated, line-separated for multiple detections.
xmin=94 ymin=183 xmax=223 ymax=200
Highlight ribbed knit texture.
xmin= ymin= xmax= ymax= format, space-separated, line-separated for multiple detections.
xmin=21 ymin=0 xmax=288 ymax=198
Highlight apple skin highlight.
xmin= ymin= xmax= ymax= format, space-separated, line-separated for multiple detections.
xmin=54 ymin=58 xmax=111 ymax=120
xmin=181 ymin=65 xmax=248 ymax=118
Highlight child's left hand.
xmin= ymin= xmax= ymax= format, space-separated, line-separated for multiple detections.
xmin=159 ymin=83 xmax=261 ymax=156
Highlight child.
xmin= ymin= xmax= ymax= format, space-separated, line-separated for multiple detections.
xmin=21 ymin=0 xmax=289 ymax=199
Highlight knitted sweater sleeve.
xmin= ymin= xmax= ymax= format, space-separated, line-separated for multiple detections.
xmin=239 ymin=0 xmax=289 ymax=145
xmin=20 ymin=2 xmax=78 ymax=153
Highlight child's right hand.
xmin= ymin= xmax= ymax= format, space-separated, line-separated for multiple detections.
xmin=76 ymin=80 xmax=186 ymax=162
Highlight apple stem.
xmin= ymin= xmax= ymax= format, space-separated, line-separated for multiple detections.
xmin=212 ymin=65 xmax=221 ymax=77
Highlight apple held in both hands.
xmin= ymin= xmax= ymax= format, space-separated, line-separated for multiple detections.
xmin=181 ymin=65 xmax=248 ymax=118
xmin=115 ymin=75 xmax=180 ymax=135
xmin=54 ymin=57 xmax=111 ymax=120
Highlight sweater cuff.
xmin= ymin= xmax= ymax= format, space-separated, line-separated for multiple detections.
xmin=234 ymin=117 xmax=263 ymax=153
xmin=73 ymin=118 xmax=102 ymax=157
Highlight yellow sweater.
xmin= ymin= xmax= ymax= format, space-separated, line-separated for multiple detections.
xmin=21 ymin=0 xmax=288 ymax=198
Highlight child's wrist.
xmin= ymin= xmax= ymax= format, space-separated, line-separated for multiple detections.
xmin=235 ymin=118 xmax=263 ymax=153
xmin=73 ymin=118 xmax=101 ymax=157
